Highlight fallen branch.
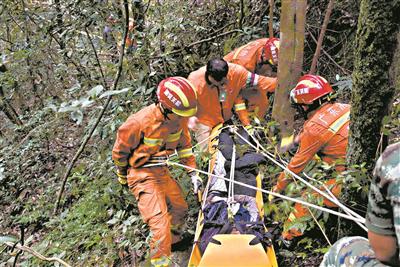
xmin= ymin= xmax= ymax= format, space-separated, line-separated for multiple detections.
xmin=54 ymin=0 xmax=130 ymax=213
xmin=4 ymin=241 xmax=71 ymax=267
xmin=12 ymin=225 xmax=24 ymax=267
xmin=310 ymin=0 xmax=335 ymax=74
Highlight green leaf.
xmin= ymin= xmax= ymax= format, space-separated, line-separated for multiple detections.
xmin=0 ymin=236 xmax=18 ymax=244
xmin=99 ymin=88 xmax=131 ymax=98
xmin=71 ymin=110 xmax=83 ymax=125
xmin=382 ymin=115 xmax=391 ymax=125
xmin=87 ymin=85 xmax=104 ymax=98
xmin=58 ymin=106 xmax=79 ymax=113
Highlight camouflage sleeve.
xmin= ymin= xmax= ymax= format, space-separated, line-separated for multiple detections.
xmin=365 ymin=178 xmax=395 ymax=236
xmin=365 ymin=142 xmax=400 ymax=236
xmin=320 ymin=236 xmax=381 ymax=267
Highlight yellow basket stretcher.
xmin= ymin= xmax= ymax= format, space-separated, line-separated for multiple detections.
xmin=188 ymin=124 xmax=278 ymax=267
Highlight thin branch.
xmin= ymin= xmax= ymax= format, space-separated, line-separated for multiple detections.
xmin=308 ymin=28 xmax=350 ymax=75
xmin=211 ymin=22 xmax=235 ymax=35
xmin=5 ymin=242 xmax=71 ymax=267
xmin=239 ymin=0 xmax=244 ymax=30
xmin=54 ymin=0 xmax=130 ymax=214
xmin=84 ymin=27 xmax=106 ymax=87
xmin=268 ymin=0 xmax=274 ymax=37
xmin=310 ymin=0 xmax=334 ymax=74
xmin=144 ymin=0 xmax=151 ymax=14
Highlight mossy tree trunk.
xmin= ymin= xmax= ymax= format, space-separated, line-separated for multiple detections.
xmin=347 ymin=0 xmax=400 ymax=173
xmin=272 ymin=0 xmax=306 ymax=148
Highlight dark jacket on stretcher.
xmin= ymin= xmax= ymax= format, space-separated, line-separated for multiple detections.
xmin=218 ymin=126 xmax=267 ymax=197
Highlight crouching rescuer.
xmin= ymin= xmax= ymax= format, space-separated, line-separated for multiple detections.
xmin=271 ymin=75 xmax=350 ymax=242
xmin=112 ymin=77 xmax=202 ymax=266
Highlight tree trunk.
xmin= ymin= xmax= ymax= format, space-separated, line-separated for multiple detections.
xmin=268 ymin=0 xmax=274 ymax=37
xmin=272 ymin=0 xmax=306 ymax=149
xmin=0 ymin=86 xmax=23 ymax=126
xmin=347 ymin=0 xmax=400 ymax=173
xmin=0 ymin=64 xmax=23 ymax=126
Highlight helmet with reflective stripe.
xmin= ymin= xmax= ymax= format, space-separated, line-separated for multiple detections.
xmin=262 ymin=38 xmax=280 ymax=65
xmin=157 ymin=77 xmax=197 ymax=117
xmin=290 ymin=74 xmax=333 ymax=105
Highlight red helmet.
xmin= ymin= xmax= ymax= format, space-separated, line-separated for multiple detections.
xmin=157 ymin=77 xmax=197 ymax=117
xmin=290 ymin=74 xmax=333 ymax=105
xmin=262 ymin=38 xmax=280 ymax=65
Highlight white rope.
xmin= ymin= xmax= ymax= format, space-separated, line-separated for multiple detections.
xmin=167 ymin=160 xmax=365 ymax=224
xmin=236 ymin=129 xmax=366 ymax=224
xmin=228 ymin=145 xmax=236 ymax=203
xmin=259 ymin=134 xmax=367 ymax=226
xmin=142 ymin=124 xmax=366 ymax=229
xmin=237 ymin=128 xmax=367 ymax=232
xmin=276 ymin=153 xmax=364 ymax=221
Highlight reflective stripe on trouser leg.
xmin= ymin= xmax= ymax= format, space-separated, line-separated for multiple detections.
xmin=150 ymin=255 xmax=171 ymax=267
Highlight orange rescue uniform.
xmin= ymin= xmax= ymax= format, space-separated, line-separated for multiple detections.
xmin=188 ymin=62 xmax=276 ymax=129
xmin=224 ymin=38 xmax=269 ymax=73
xmin=276 ymin=103 xmax=350 ymax=239
xmin=224 ymin=38 xmax=276 ymax=121
xmin=112 ymin=104 xmax=196 ymax=261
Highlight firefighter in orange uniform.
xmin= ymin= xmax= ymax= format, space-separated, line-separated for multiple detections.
xmin=224 ymin=38 xmax=280 ymax=122
xmin=187 ymin=58 xmax=277 ymax=150
xmin=112 ymin=77 xmax=202 ymax=267
xmin=271 ymin=75 xmax=350 ymax=241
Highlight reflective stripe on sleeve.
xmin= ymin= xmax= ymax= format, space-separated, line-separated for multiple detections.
xmin=177 ymin=148 xmax=194 ymax=158
xmin=234 ymin=103 xmax=246 ymax=111
xmin=114 ymin=160 xmax=128 ymax=167
xmin=143 ymin=137 xmax=163 ymax=146
xmin=288 ymin=213 xmax=297 ymax=222
xmin=166 ymin=129 xmax=182 ymax=142
xmin=328 ymin=111 xmax=350 ymax=134
xmin=245 ymin=73 xmax=259 ymax=87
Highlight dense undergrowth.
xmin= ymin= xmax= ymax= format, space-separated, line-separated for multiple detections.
xmin=0 ymin=0 xmax=398 ymax=266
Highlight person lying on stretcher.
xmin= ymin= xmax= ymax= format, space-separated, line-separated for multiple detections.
xmin=198 ymin=125 xmax=269 ymax=254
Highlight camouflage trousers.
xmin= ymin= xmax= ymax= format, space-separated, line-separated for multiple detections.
xmin=320 ymin=236 xmax=388 ymax=267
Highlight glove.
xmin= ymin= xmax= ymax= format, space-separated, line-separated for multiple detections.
xmin=116 ymin=168 xmax=128 ymax=186
xmin=279 ymin=134 xmax=300 ymax=154
xmin=190 ymin=173 xmax=203 ymax=194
